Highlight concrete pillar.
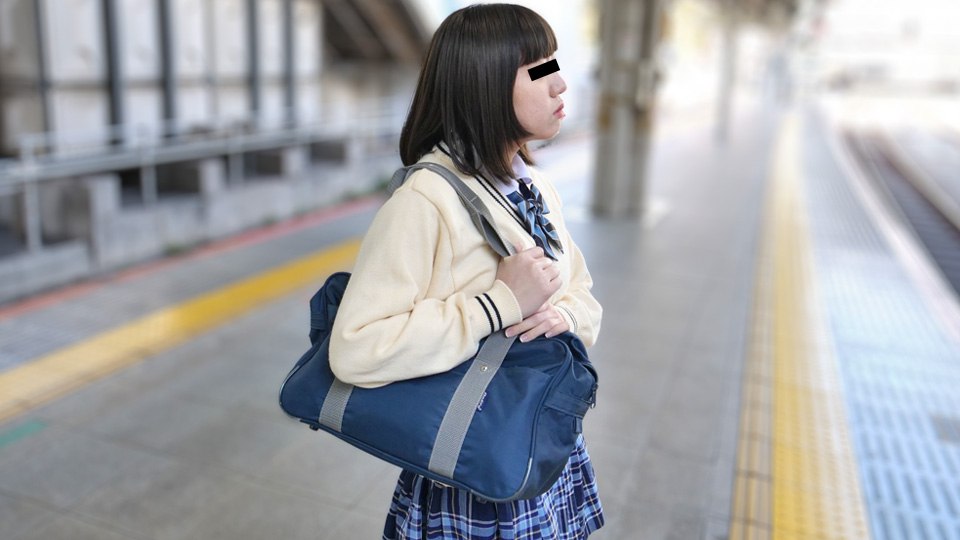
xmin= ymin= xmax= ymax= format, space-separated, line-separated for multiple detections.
xmin=23 ymin=181 xmax=43 ymax=252
xmin=282 ymin=0 xmax=296 ymax=126
xmin=39 ymin=179 xmax=94 ymax=243
xmin=196 ymin=158 xmax=227 ymax=198
xmin=85 ymin=174 xmax=121 ymax=219
xmin=34 ymin=0 xmax=53 ymax=141
xmin=592 ymin=0 xmax=664 ymax=219
xmin=246 ymin=0 xmax=261 ymax=123
xmin=184 ymin=158 xmax=226 ymax=225
xmin=714 ymin=0 xmax=739 ymax=143
xmin=158 ymin=0 xmax=177 ymax=128
xmin=102 ymin=0 xmax=125 ymax=144
xmin=279 ymin=146 xmax=307 ymax=177
xmin=83 ymin=174 xmax=121 ymax=266
xmin=346 ymin=137 xmax=364 ymax=170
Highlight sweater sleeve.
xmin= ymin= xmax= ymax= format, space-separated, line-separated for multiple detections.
xmin=553 ymin=238 xmax=602 ymax=347
xmin=329 ymin=188 xmax=523 ymax=388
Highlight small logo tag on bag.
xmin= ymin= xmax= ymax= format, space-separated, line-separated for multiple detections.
xmin=477 ymin=391 xmax=487 ymax=412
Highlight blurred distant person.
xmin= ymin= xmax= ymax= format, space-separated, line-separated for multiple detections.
xmin=329 ymin=3 xmax=604 ymax=539
xmin=766 ymin=43 xmax=794 ymax=105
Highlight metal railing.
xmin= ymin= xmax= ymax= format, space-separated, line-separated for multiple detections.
xmin=0 ymin=102 xmax=407 ymax=253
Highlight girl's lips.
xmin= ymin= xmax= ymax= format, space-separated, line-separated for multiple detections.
xmin=554 ymin=104 xmax=565 ymax=117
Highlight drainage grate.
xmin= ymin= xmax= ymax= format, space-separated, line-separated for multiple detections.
xmin=930 ymin=415 xmax=960 ymax=445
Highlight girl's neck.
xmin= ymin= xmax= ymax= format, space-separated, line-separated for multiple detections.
xmin=505 ymin=142 xmax=522 ymax=168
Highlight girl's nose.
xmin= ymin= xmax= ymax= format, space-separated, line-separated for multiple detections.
xmin=551 ymin=74 xmax=567 ymax=97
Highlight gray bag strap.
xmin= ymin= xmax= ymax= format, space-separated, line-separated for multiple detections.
xmin=318 ymin=378 xmax=354 ymax=431
xmin=428 ymin=330 xmax=516 ymax=477
xmin=321 ymin=161 xmax=520 ymax=481
xmin=388 ymin=162 xmax=512 ymax=258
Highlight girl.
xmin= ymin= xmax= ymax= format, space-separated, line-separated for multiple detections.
xmin=330 ymin=4 xmax=604 ymax=538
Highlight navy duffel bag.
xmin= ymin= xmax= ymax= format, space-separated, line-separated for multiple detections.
xmin=279 ymin=271 xmax=598 ymax=502
xmin=279 ymin=162 xmax=599 ymax=501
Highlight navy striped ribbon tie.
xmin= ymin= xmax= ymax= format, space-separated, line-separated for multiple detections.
xmin=507 ymin=182 xmax=563 ymax=260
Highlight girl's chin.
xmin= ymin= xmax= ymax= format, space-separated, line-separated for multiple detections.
xmin=537 ymin=123 xmax=563 ymax=141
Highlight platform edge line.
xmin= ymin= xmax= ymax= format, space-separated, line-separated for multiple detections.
xmin=0 ymin=239 xmax=361 ymax=426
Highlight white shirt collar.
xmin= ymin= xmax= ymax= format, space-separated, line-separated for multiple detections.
xmin=489 ymin=153 xmax=533 ymax=196
xmin=511 ymin=153 xmax=533 ymax=185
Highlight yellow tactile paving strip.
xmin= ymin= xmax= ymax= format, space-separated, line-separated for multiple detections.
xmin=0 ymin=239 xmax=360 ymax=425
xmin=730 ymin=248 xmax=775 ymax=539
xmin=729 ymin=114 xmax=872 ymax=539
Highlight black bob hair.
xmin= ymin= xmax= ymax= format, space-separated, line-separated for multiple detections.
xmin=399 ymin=3 xmax=558 ymax=181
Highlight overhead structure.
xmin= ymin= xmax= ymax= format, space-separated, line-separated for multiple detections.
xmin=324 ymin=0 xmax=430 ymax=63
xmin=0 ymin=0 xmax=432 ymax=158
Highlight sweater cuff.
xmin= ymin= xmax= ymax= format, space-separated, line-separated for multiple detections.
xmin=468 ymin=280 xmax=523 ymax=338
xmin=555 ymin=303 xmax=579 ymax=334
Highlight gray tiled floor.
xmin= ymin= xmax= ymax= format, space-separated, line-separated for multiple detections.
xmin=0 ymin=101 xmax=779 ymax=539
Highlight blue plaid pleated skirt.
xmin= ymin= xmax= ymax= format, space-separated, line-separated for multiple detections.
xmin=382 ymin=435 xmax=603 ymax=540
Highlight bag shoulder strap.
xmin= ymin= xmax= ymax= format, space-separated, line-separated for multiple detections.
xmin=388 ymin=162 xmax=512 ymax=259
xmin=322 ymin=162 xmax=520 ymax=482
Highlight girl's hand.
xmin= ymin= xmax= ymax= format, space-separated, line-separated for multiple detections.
xmin=505 ymin=302 xmax=569 ymax=342
xmin=495 ymin=246 xmax=561 ymax=318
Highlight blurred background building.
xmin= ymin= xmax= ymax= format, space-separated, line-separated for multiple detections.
xmin=0 ymin=0 xmax=434 ymax=301
xmin=3 ymin=0 xmax=956 ymax=303
xmin=1 ymin=1 xmax=959 ymax=539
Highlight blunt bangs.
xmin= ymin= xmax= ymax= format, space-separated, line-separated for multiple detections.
xmin=400 ymin=4 xmax=558 ymax=181
xmin=511 ymin=7 xmax=558 ymax=67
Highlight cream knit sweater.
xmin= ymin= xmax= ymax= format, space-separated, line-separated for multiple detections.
xmin=329 ymin=147 xmax=602 ymax=388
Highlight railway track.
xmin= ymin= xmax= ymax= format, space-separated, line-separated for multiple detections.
xmin=844 ymin=131 xmax=960 ymax=296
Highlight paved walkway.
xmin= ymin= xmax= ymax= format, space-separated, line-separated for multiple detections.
xmin=1 ymin=96 xmax=958 ymax=539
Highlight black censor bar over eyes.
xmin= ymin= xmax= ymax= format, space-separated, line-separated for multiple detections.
xmin=528 ymin=59 xmax=559 ymax=81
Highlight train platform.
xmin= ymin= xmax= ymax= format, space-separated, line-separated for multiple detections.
xmin=1 ymin=99 xmax=959 ymax=540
